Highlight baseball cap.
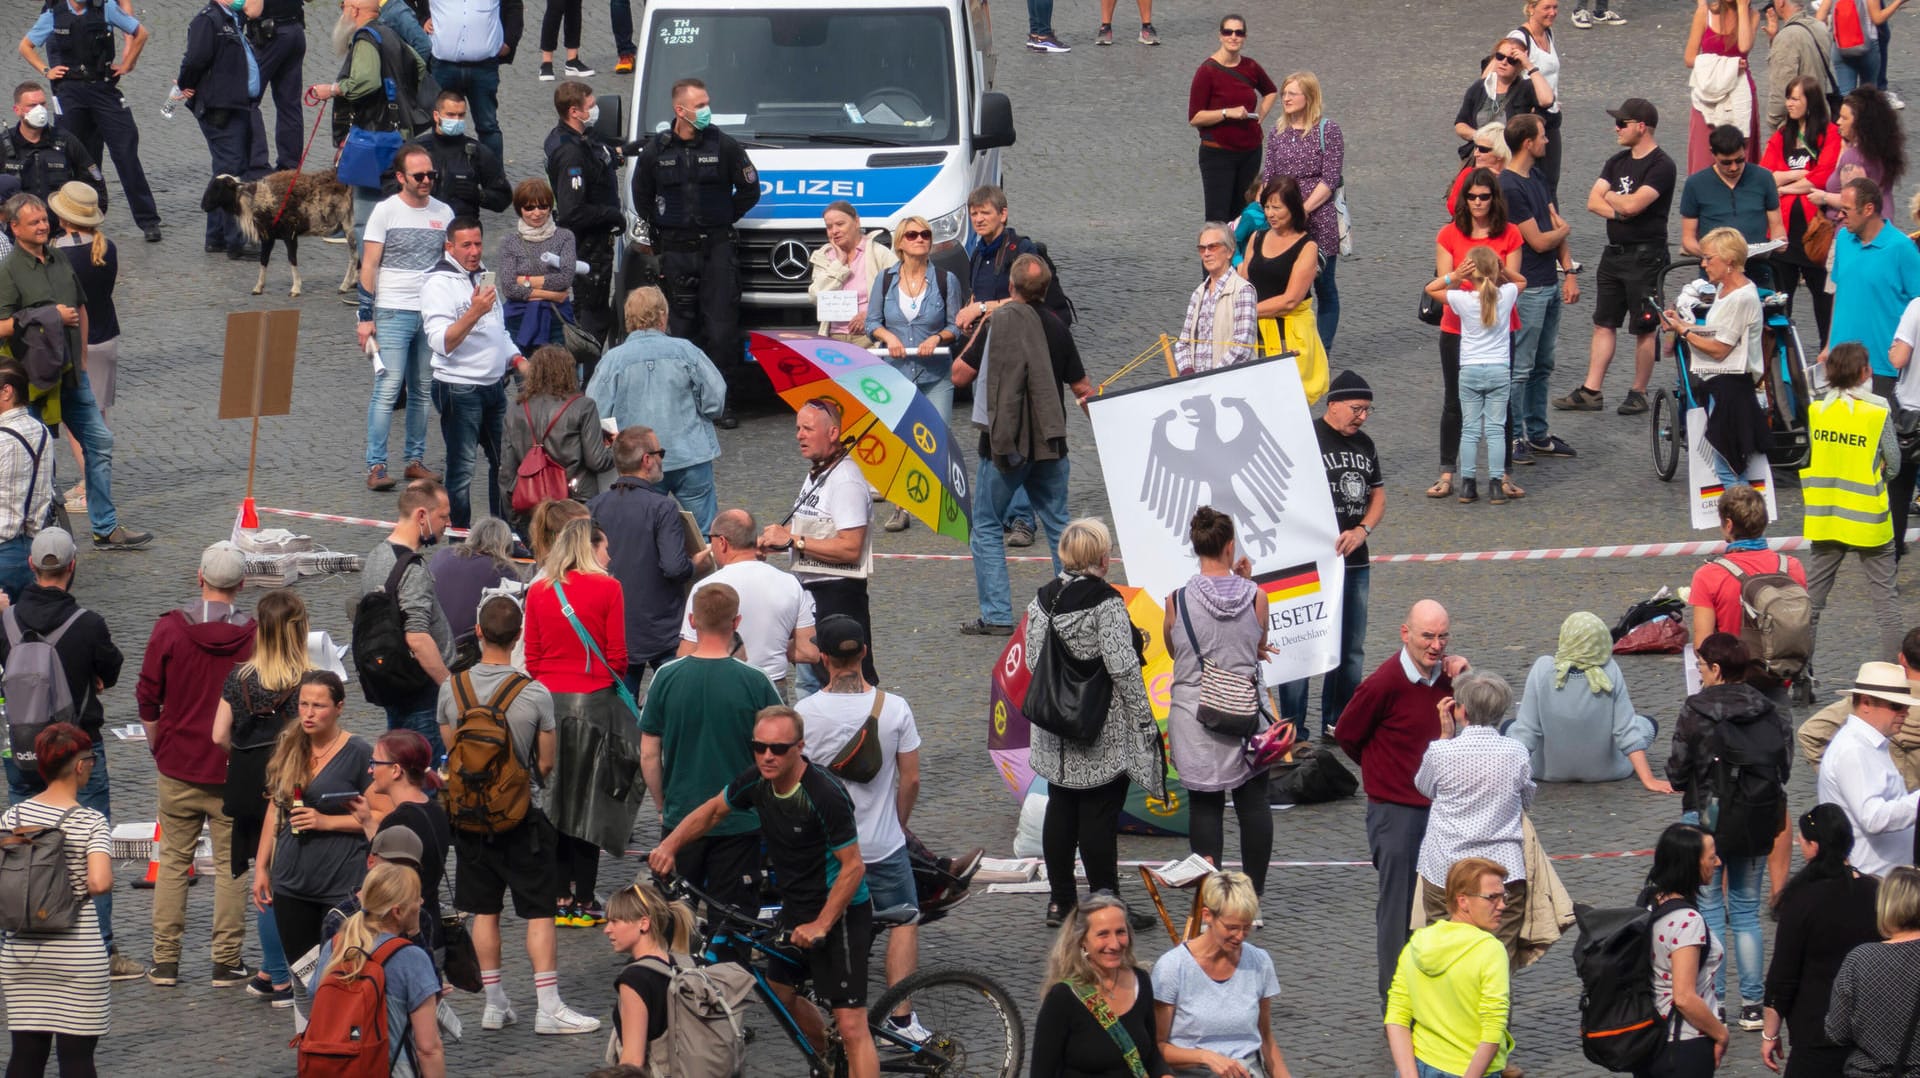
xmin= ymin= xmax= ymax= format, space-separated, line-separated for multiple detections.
xmin=369 ymin=825 xmax=424 ymax=867
xmin=200 ymin=541 xmax=247 ymax=590
xmin=815 ymin=614 xmax=867 ymax=659
xmin=1606 ymin=98 xmax=1659 ymax=128
xmin=29 ymin=527 xmax=75 ymax=572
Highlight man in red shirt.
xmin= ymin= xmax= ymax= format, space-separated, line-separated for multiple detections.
xmin=1688 ymin=485 xmax=1808 ymax=705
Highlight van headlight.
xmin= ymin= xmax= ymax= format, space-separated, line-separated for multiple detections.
xmin=928 ymin=206 xmax=968 ymax=248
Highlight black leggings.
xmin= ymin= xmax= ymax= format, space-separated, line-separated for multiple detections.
xmin=271 ymin=893 xmax=335 ymax=981
xmin=1188 ymin=770 xmax=1272 ymax=895
xmin=1892 ymin=457 xmax=1917 ymax=559
xmin=1197 ymin=145 xmax=1262 ymax=224
xmin=558 ymin=834 xmax=601 ymax=907
xmin=6 ymin=1033 xmax=98 ymax=1078
xmin=1042 ymin=774 xmax=1129 ymax=908
xmin=1439 ymin=331 xmax=1463 ymax=470
xmin=1770 ymin=257 xmax=1832 ymax=347
xmin=540 ymin=0 xmax=582 ymax=51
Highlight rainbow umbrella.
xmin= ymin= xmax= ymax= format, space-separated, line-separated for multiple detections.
xmin=986 ymin=585 xmax=1189 ymax=836
xmin=751 ymin=331 xmax=971 ymax=542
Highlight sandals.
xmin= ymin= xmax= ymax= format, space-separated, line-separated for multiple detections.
xmin=1425 ymin=474 xmax=1454 ymax=498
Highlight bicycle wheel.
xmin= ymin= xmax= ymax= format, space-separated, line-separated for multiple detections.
xmin=1765 ymin=324 xmax=1814 ymax=470
xmin=1651 ymin=387 xmax=1682 ymax=481
xmin=868 ymin=967 xmax=1025 ymax=1077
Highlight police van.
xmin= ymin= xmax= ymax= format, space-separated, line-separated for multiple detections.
xmin=615 ymin=0 xmax=1013 ymax=333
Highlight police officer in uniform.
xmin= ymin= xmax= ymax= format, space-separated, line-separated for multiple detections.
xmin=245 ymin=0 xmax=307 ymax=174
xmin=177 ymin=0 xmax=265 ymax=259
xmin=408 ymin=89 xmax=510 ymax=220
xmin=0 ymin=84 xmax=105 ymax=213
xmin=632 ymin=77 xmax=760 ymax=426
xmin=543 ymin=80 xmax=624 ymax=358
xmin=19 ymin=0 xmax=162 ymax=243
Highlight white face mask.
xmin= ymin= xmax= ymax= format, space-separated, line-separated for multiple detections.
xmin=22 ymin=105 xmax=50 ymax=130
xmin=584 ymin=103 xmax=600 ymax=128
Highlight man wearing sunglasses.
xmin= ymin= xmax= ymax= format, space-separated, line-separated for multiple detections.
xmin=358 ymin=144 xmax=451 ymax=493
xmin=1679 ymin=124 xmax=1785 ymax=260
xmin=1816 ymin=661 xmax=1920 ymax=876
xmin=650 ymin=705 xmax=881 ymax=1078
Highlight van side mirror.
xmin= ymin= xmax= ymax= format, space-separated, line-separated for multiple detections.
xmin=975 ymin=92 xmax=1015 ymax=151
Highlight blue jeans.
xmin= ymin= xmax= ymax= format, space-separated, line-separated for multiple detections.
xmin=256 ymin=904 xmax=290 ymax=985
xmin=1313 ymin=252 xmax=1340 ymax=347
xmin=1510 ymin=284 xmax=1561 ymax=444
xmin=898 ymin=359 xmax=956 ymax=430
xmin=1458 ymin=363 xmax=1510 ymax=482
xmin=366 ymin=309 xmax=433 ymax=470
xmin=655 ymin=460 xmax=717 ymax=533
xmin=1679 ymin=811 xmax=1765 ymax=1005
xmin=1703 ymin=395 xmax=1750 ymax=488
xmin=352 ymin=186 xmax=381 ymax=246
xmin=0 ymin=534 xmax=30 ymax=602
xmin=384 ymin=701 xmax=446 ymax=761
xmin=1838 ymin=49 xmax=1878 ymax=93
xmin=1416 ymin=1061 xmax=1462 ymax=1078
xmin=429 ymin=59 xmax=504 ymax=163
xmin=610 ymin=0 xmax=636 ymax=54
xmin=431 ymin=377 xmax=507 ymax=529
xmin=29 ymin=371 xmax=115 ymax=535
xmin=1278 ymin=564 xmax=1370 ymax=736
xmin=1026 ymin=0 xmax=1054 ymax=36
xmin=971 ymin=455 xmax=1070 ymax=625
xmin=7 ymin=742 xmax=114 ymax=951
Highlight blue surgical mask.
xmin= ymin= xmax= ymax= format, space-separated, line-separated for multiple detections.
xmin=692 ymin=105 xmax=712 ymax=130
xmin=438 ymin=117 xmax=466 ymax=137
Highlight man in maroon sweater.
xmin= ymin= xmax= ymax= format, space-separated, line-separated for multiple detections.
xmin=134 ymin=541 xmax=256 ymax=988
xmin=1335 ymin=599 xmax=1471 ymax=1000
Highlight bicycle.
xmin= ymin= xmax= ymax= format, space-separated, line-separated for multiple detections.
xmin=656 ymin=873 xmax=1025 ymax=1077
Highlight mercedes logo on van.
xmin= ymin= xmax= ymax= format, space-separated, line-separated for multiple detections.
xmin=770 ymin=240 xmax=811 ymax=281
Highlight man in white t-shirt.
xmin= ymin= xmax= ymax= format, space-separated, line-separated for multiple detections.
xmin=758 ymin=397 xmax=875 ymax=691
xmin=795 ymin=615 xmax=928 ymax=1042
xmin=359 ymin=144 xmax=453 ymax=493
xmin=1882 ymin=295 xmax=1920 ymax=554
xmin=680 ymin=508 xmax=818 ymax=694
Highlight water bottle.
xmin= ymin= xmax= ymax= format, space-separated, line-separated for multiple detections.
xmin=160 ymin=85 xmax=184 ymax=120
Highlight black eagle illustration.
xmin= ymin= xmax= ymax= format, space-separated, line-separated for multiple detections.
xmin=1140 ymin=395 xmax=1294 ymax=555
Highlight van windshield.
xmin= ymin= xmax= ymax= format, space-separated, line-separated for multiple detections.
xmin=641 ymin=9 xmax=957 ymax=146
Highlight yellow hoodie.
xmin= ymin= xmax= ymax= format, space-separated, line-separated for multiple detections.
xmin=1384 ymin=919 xmax=1514 ymax=1076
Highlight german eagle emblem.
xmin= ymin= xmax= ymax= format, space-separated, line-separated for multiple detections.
xmin=1140 ymin=395 xmax=1294 ymax=555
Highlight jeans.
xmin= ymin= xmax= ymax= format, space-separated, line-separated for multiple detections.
xmin=366 ymin=308 xmax=433 ymax=470
xmin=1877 ymin=20 xmax=1892 ymax=89
xmin=1416 ymin=1062 xmax=1463 ymax=1078
xmin=6 ymin=742 xmax=114 ymax=951
xmin=429 ymin=60 xmax=504 ymax=163
xmin=1804 ymin=539 xmax=1903 ymax=682
xmin=1313 ymin=252 xmax=1340 ymax=347
xmin=1838 ymin=49 xmax=1878 ymax=93
xmin=28 ymin=373 xmax=116 ymax=537
xmin=256 ymin=903 xmax=290 ymax=985
xmin=352 ymin=186 xmax=380 ymax=247
xmin=1027 ymin=0 xmax=1054 ymax=37
xmin=431 ymin=378 xmax=507 ymax=529
xmin=897 ymin=359 xmax=956 ymax=430
xmin=195 ymin=107 xmax=255 ymax=250
xmin=1458 ymin=363 xmax=1510 ymax=482
xmin=384 ymin=700 xmax=446 ymax=760
xmin=1278 ymin=565 xmax=1370 ymax=737
xmin=610 ymin=0 xmax=636 ymax=54
xmin=1510 ymin=284 xmax=1561 ymax=444
xmin=0 ymin=534 xmax=30 ymax=601
xmin=655 ymin=460 xmax=717 ymax=533
xmin=971 ymin=456 xmax=1070 ymax=625
xmin=1698 ymin=852 xmax=1766 ymax=1006
xmin=152 ymin=773 xmax=246 ymax=967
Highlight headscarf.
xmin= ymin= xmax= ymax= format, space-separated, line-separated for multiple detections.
xmin=1553 ymin=611 xmax=1615 ymax=695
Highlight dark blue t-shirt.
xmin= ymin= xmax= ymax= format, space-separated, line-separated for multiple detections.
xmin=1499 ymin=167 xmax=1559 ymax=288
xmin=1679 ymin=164 xmax=1780 ymax=246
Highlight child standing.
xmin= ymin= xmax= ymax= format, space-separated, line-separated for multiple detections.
xmin=1426 ymin=246 xmax=1525 ymax=504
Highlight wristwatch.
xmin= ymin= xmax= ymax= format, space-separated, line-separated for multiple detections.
xmin=795 ymin=536 xmax=807 ymax=555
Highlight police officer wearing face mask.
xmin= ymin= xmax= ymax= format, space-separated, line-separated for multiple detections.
xmin=403 ymin=89 xmax=509 ymax=220
xmin=18 ymin=0 xmax=162 ymax=243
xmin=543 ymin=79 xmax=623 ymax=353
xmin=0 ymin=83 xmax=105 ymax=214
xmin=632 ymin=77 xmax=760 ymax=427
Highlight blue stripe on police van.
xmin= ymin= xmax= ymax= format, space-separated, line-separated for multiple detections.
xmin=741 ymin=166 xmax=943 ymax=221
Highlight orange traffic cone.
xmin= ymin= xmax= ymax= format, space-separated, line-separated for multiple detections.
xmin=131 ymin=822 xmax=196 ymax=890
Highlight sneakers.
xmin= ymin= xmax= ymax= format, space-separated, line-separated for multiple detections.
xmin=481 ymin=1003 xmax=518 ymax=1030
xmin=537 ymin=61 xmax=555 ymax=81
xmin=1570 ymin=9 xmax=1593 ymax=26
xmin=887 ymin=1012 xmax=935 ymax=1044
xmin=1006 ymin=519 xmax=1036 ymax=547
xmin=959 ymin=618 xmax=1015 ymax=637
xmin=884 ymin=505 xmax=912 ymax=532
xmin=1138 ymin=23 xmax=1160 ymax=45
xmin=1739 ymin=1004 xmax=1765 ymax=1031
xmin=1617 ymin=389 xmax=1649 ymax=415
xmin=576 ymin=903 xmax=608 ymax=926
xmin=1529 ymin=434 xmax=1579 ymax=457
xmin=1552 ymin=385 xmax=1604 ymax=411
xmin=105 ymin=953 xmax=143 ymax=980
xmin=367 ymin=463 xmax=396 ymax=491
xmin=211 ymin=961 xmax=252 ymax=987
xmin=1890 ymin=91 xmax=1908 ymax=110
xmin=1045 ymin=900 xmax=1072 ymax=927
xmin=535 ymin=1005 xmax=601 ymax=1035
xmin=93 ymin=526 xmax=154 ymax=550
xmin=1095 ymin=23 xmax=1113 ymax=44
xmin=144 ymin=960 xmax=179 ymax=986
xmin=614 ymin=54 xmax=635 ymax=74
xmin=1510 ymin=439 xmax=1536 ymax=466
xmin=564 ymin=58 xmax=596 ymax=77
xmin=1025 ymin=34 xmax=1071 ymax=52
xmin=246 ymin=973 xmax=294 ymax=1008
xmin=1595 ymin=10 xmax=1627 ymax=23
xmin=404 ymin=460 xmax=438 ymax=481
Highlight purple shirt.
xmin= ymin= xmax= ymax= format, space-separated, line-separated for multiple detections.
xmin=1261 ymin=119 xmax=1345 ymax=253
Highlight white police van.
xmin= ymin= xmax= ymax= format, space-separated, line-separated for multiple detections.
xmin=615 ymin=0 xmax=1014 ymax=331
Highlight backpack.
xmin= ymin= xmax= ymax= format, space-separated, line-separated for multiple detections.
xmin=1700 ymin=708 xmax=1789 ymax=858
xmin=1711 ymin=556 xmax=1812 ymax=687
xmin=351 ymin=550 xmax=436 ymax=707
xmin=1832 ymin=0 xmax=1875 ymax=58
xmin=2 ymin=607 xmax=83 ymax=767
xmin=605 ymin=954 xmax=755 ymax=1077
xmin=511 ymin=396 xmax=578 ymax=515
xmin=293 ymin=936 xmax=416 ymax=1078
xmin=879 ymin=266 xmax=951 ymax=330
xmin=0 ymin=804 xmax=83 ymax=935
xmin=825 ymin=689 xmax=886 ymax=784
xmin=1573 ymin=898 xmax=1696 ymax=1072
xmin=991 ymin=229 xmax=1076 ymax=325
xmin=441 ymin=670 xmax=534 ymax=834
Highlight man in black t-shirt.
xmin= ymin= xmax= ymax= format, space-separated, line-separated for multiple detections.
xmin=649 ymin=706 xmax=880 ymax=1078
xmin=1279 ymin=371 xmax=1385 ymax=741
xmin=1499 ymin=115 xmax=1581 ymax=468
xmin=1558 ymin=98 xmax=1678 ymax=418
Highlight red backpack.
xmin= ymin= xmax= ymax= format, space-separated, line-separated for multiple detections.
xmin=292 ymin=936 xmax=414 ymax=1078
xmin=512 ymin=395 xmax=579 ymax=514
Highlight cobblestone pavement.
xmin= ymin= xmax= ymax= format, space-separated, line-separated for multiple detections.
xmin=0 ymin=0 xmax=1913 ymax=1074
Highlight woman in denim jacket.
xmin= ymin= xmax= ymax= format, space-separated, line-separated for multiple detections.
xmin=867 ymin=215 xmax=962 ymax=532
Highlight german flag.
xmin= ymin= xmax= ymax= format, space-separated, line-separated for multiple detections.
xmin=1702 ymin=481 xmax=1767 ymax=499
xmin=1257 ymin=562 xmax=1321 ymax=602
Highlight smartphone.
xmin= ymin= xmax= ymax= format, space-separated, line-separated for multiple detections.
xmin=312 ymin=790 xmax=362 ymax=813
xmin=477 ymin=270 xmax=497 ymax=293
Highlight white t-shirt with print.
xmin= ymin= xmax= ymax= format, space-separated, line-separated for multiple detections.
xmin=1650 ymin=902 xmax=1723 ymax=1041
xmin=795 ymin=687 xmax=921 ymax=862
xmin=680 ymin=559 xmax=817 ymax=683
xmin=1448 ymin=283 xmax=1521 ymax=366
xmin=788 ymin=456 xmax=873 ymax=583
xmin=366 ymin=195 xmax=453 ymax=312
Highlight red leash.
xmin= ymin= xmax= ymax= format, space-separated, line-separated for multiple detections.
xmin=269 ymin=90 xmax=334 ymax=229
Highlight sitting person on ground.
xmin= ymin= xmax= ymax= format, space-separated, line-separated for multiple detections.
xmin=1151 ymin=870 xmax=1293 ymax=1077
xmin=1506 ymin=610 xmax=1672 ymax=790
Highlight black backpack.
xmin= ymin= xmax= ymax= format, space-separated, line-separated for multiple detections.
xmin=351 ymin=551 xmax=436 ymax=706
xmin=1701 ymin=711 xmax=1789 ymax=858
xmin=992 ymin=229 xmax=1077 ymax=325
xmin=1573 ymin=898 xmax=1696 ymax=1072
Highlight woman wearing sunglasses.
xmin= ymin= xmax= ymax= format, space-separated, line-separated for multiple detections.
xmin=867 ymin=216 xmax=962 ymax=532
xmin=1453 ymin=38 xmax=1555 ymax=164
xmin=1188 ymin=15 xmax=1278 ymax=222
xmin=498 ymin=178 xmax=579 ymax=350
xmin=1430 ymin=169 xmax=1524 ymax=500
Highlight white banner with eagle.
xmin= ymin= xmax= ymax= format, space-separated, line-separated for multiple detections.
xmin=1087 ymin=355 xmax=1343 ymax=685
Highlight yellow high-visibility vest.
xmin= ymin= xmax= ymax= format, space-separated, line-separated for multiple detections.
xmin=1801 ymin=395 xmax=1894 ymax=547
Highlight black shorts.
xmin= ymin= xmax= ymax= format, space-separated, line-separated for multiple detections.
xmin=1594 ymin=244 xmax=1669 ymax=333
xmin=453 ymin=807 xmax=560 ymax=919
xmin=767 ymin=899 xmax=872 ymax=1010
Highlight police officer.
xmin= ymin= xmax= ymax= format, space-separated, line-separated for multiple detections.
xmin=0 ymin=84 xmax=104 ymax=213
xmin=18 ymin=0 xmax=162 ymax=243
xmin=632 ymin=77 xmax=760 ymax=427
xmin=245 ymin=0 xmax=307 ymax=174
xmin=408 ymin=89 xmax=510 ymax=220
xmin=543 ymin=80 xmax=623 ymax=356
xmin=177 ymin=0 xmax=265 ymax=259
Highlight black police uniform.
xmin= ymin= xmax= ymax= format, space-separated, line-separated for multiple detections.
xmin=0 ymin=122 xmax=104 ymax=208
xmin=409 ymin=131 xmax=512 ymax=220
xmin=244 ymin=0 xmax=308 ymax=174
xmin=39 ymin=0 xmax=159 ymax=233
xmin=632 ymin=124 xmax=761 ymax=380
xmin=544 ymin=121 xmax=624 ymax=349
xmin=177 ymin=0 xmax=262 ymax=254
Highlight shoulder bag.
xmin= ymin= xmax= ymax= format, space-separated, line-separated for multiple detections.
xmin=1175 ymin=589 xmax=1261 ymax=738
xmin=1318 ymin=119 xmax=1354 ymax=257
xmin=827 ymin=689 xmax=888 ymax=783
xmin=1070 ymin=978 xmax=1150 ymax=1078
xmin=1022 ymin=580 xmax=1115 ymax=744
xmin=548 ymin=301 xmax=603 ymax=370
xmin=1419 ymin=290 xmax=1446 ymax=326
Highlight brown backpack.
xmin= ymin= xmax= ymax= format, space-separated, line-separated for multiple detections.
xmin=441 ymin=670 xmax=534 ymax=834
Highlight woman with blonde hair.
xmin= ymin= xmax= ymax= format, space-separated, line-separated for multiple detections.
xmin=1506 ymin=0 xmax=1563 ymax=193
xmin=1261 ymin=72 xmax=1345 ymax=347
xmin=1446 ymin=122 xmax=1515 ymax=214
xmin=1153 ymin=871 xmax=1293 ymax=1077
xmin=1426 ymin=245 xmax=1524 ymax=504
xmin=500 ymin=344 xmax=617 ymax=529
xmin=47 ymin=181 xmax=121 ymax=515
xmin=1030 ymin=894 xmax=1173 ymax=1078
xmin=868 ymin=215 xmax=962 ymax=532
xmin=809 ymin=200 xmax=897 ymax=344
xmin=311 ymin=862 xmax=446 ymax=1077
xmin=603 ymin=881 xmax=700 ymax=1067
xmin=1824 ymin=865 xmax=1920 ymax=1075
xmin=1661 ymin=226 xmax=1766 ymax=489
xmin=212 ymin=589 xmax=311 ymax=1005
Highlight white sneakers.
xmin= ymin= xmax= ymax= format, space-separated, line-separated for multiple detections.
xmin=887 ymin=1012 xmax=935 ymax=1044
xmin=535 ymin=1005 xmax=602 ymax=1035
xmin=481 ymin=1003 xmax=517 ymax=1031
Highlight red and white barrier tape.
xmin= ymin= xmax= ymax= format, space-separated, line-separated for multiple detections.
xmin=620 ymin=848 xmax=1653 ymax=865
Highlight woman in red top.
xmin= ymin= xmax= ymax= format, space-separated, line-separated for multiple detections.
xmin=524 ymin=517 xmax=629 ymax=925
xmin=1430 ymin=167 xmax=1525 ymax=500
xmin=1188 ymin=15 xmax=1279 ymax=222
xmin=1762 ymin=75 xmax=1841 ymax=345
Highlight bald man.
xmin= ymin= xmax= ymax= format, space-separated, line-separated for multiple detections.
xmin=1336 ymin=599 xmax=1472 ymax=1000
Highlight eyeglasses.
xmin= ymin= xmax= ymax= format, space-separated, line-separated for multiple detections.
xmin=899 ymin=229 xmax=932 ymax=242
xmin=369 ymin=758 xmax=395 ymax=767
xmin=749 ymin=740 xmax=798 ymax=756
xmin=1473 ymin=144 xmax=1495 ymax=154
xmin=1414 ymin=631 xmax=1451 ymax=643
xmin=1339 ymin=403 xmax=1374 ymax=416
xmin=1220 ymin=27 xmax=1247 ymax=36
xmin=407 ymin=170 xmax=441 ymax=182
xmin=1464 ymin=192 xmax=1494 ymax=202
xmin=1470 ymin=891 xmax=1509 ymax=906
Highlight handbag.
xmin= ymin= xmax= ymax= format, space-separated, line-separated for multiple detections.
xmin=1257 ymin=306 xmax=1329 ymax=403
xmin=337 ymin=126 xmax=405 ymax=189
xmin=1022 ymin=581 xmax=1115 ymax=743
xmin=1418 ymin=291 xmax=1445 ymax=326
xmin=439 ymin=868 xmax=483 ymax=992
xmin=1802 ymin=214 xmax=1836 ymax=264
xmin=1175 ymin=590 xmax=1261 ymax=739
xmin=1318 ymin=120 xmax=1354 ymax=257
xmin=1242 ymin=715 xmax=1296 ymax=771
xmin=549 ymin=301 xmax=603 ymax=369
xmin=1895 ymin=406 xmax=1920 ymax=471
xmin=1071 ymin=979 xmax=1150 ymax=1078
xmin=827 ymin=689 xmax=888 ymax=783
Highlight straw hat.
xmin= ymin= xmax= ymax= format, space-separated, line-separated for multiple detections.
xmin=47 ymin=181 xmax=104 ymax=229
xmin=1839 ymin=661 xmax=1920 ymax=708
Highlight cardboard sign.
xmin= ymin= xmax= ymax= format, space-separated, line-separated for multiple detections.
xmin=218 ymin=310 xmax=299 ymax=420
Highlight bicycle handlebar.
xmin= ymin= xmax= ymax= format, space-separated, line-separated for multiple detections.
xmin=651 ymin=871 xmax=797 ymax=947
